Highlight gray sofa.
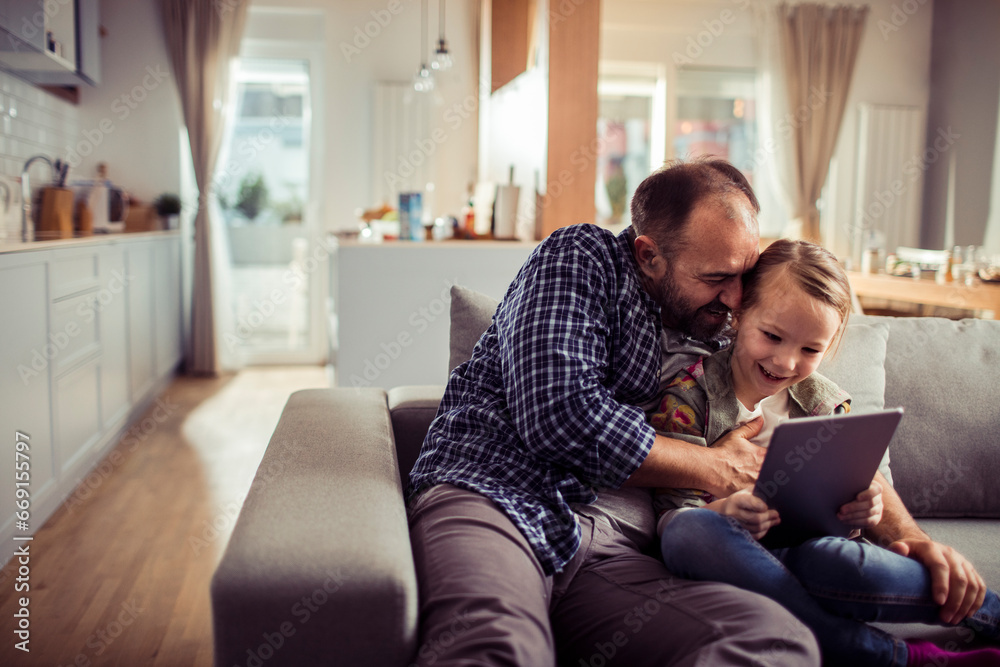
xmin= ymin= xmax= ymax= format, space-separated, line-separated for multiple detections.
xmin=212 ymin=291 xmax=1000 ymax=666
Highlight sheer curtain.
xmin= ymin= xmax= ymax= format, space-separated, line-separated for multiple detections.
xmin=757 ymin=3 xmax=868 ymax=244
xmin=159 ymin=0 xmax=249 ymax=375
xmin=780 ymin=3 xmax=868 ymax=243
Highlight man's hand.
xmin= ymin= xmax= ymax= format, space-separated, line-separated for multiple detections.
xmin=888 ymin=538 xmax=988 ymax=625
xmin=705 ymin=418 xmax=766 ymax=497
xmin=837 ymin=480 xmax=883 ymax=529
xmin=706 ymin=489 xmax=779 ymax=540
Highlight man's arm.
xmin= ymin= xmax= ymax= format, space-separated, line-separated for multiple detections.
xmin=867 ymin=471 xmax=988 ymax=624
xmin=625 ymin=418 xmax=765 ymax=497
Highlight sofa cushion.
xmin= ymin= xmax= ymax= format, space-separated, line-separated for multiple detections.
xmin=853 ymin=315 xmax=1000 ymax=518
xmin=817 ymin=320 xmax=893 ymax=485
xmin=388 ymin=385 xmax=446 ymax=482
xmin=448 ymin=285 xmax=500 ymax=374
xmin=817 ymin=319 xmax=890 ymax=416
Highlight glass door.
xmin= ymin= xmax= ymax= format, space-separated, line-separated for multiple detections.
xmin=215 ymin=52 xmax=326 ymax=365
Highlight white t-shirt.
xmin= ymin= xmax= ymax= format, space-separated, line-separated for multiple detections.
xmin=736 ymin=389 xmax=791 ymax=447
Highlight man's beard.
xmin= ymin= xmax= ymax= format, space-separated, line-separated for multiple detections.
xmin=651 ymin=272 xmax=734 ymax=346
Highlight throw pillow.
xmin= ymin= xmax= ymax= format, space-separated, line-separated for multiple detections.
xmin=448 ymin=285 xmax=500 ymax=374
xmin=817 ymin=319 xmax=890 ymax=416
xmin=817 ymin=319 xmax=892 ymax=485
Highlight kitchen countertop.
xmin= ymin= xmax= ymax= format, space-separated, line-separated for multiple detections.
xmin=0 ymin=230 xmax=180 ymax=255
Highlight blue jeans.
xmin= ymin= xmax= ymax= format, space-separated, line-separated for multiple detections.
xmin=660 ymin=508 xmax=1000 ymax=667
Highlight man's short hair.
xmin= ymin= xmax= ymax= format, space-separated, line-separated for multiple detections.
xmin=630 ymin=158 xmax=760 ymax=260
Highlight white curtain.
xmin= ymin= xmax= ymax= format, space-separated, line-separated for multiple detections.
xmin=159 ymin=0 xmax=248 ymax=375
xmin=753 ymin=3 xmax=797 ymax=238
xmin=984 ymin=83 xmax=1000 ymax=258
xmin=754 ymin=2 xmax=868 ymax=244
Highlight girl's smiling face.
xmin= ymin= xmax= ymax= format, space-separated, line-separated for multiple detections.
xmin=730 ymin=270 xmax=843 ymax=408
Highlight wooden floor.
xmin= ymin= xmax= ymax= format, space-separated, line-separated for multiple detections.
xmin=0 ymin=367 xmax=329 ymax=667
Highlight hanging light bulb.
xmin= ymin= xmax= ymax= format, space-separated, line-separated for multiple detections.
xmin=431 ymin=0 xmax=452 ymax=71
xmin=414 ymin=0 xmax=436 ymax=92
xmin=414 ymin=64 xmax=435 ymax=92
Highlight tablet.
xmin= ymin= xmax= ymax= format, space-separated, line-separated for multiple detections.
xmin=753 ymin=408 xmax=904 ymax=546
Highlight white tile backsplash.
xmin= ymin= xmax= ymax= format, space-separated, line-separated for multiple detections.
xmin=0 ymin=69 xmax=79 ymax=241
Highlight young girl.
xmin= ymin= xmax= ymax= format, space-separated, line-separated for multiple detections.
xmin=651 ymin=239 xmax=1000 ymax=667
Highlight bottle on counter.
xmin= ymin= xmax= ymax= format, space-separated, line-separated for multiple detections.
xmin=88 ymin=163 xmax=111 ymax=233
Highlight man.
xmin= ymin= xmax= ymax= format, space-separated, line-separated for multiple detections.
xmin=406 ymin=159 xmax=984 ymax=666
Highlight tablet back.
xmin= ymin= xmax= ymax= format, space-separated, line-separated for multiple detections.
xmin=753 ymin=408 xmax=904 ymax=545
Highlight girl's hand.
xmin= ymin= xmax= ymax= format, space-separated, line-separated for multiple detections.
xmin=706 ymin=489 xmax=780 ymax=540
xmin=837 ymin=480 xmax=883 ymax=528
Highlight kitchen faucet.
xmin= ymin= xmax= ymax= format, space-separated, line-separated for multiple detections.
xmin=21 ymin=155 xmax=55 ymax=242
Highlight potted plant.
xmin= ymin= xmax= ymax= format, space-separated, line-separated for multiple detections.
xmin=153 ymin=193 xmax=182 ymax=229
xmin=234 ymin=173 xmax=269 ymax=222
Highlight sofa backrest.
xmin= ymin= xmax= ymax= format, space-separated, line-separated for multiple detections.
xmin=850 ymin=314 xmax=1000 ymax=519
xmin=427 ymin=287 xmax=1000 ymax=519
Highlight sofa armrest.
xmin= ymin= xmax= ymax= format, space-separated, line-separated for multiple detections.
xmin=388 ymin=385 xmax=445 ymax=483
xmin=212 ymin=388 xmax=418 ymax=667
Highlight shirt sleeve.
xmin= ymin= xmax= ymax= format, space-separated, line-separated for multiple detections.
xmin=496 ymin=235 xmax=656 ymax=490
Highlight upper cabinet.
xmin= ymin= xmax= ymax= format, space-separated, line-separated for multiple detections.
xmin=0 ymin=0 xmax=101 ymax=87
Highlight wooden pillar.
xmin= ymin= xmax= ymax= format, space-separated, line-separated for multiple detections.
xmin=543 ymin=0 xmax=600 ymax=236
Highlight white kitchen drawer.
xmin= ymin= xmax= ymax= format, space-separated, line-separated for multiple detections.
xmin=51 ymin=248 xmax=100 ymax=300
xmin=49 ymin=289 xmax=101 ymax=374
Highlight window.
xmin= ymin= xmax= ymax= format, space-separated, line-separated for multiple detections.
xmin=596 ymin=65 xmax=666 ymax=228
xmin=218 ymin=58 xmax=310 ymax=227
xmin=673 ymin=67 xmax=757 ymax=186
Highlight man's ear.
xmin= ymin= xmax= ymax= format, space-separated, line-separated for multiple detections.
xmin=634 ymin=234 xmax=667 ymax=279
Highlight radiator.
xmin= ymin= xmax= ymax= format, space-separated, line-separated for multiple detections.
xmin=851 ymin=104 xmax=924 ymax=261
xmin=371 ymin=82 xmax=432 ymax=207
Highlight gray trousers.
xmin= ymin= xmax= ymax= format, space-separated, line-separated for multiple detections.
xmin=408 ymin=484 xmax=821 ymax=667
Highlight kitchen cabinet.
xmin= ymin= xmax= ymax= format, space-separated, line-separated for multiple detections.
xmin=0 ymin=253 xmax=57 ymax=543
xmin=0 ymin=232 xmax=181 ymax=564
xmin=153 ymin=238 xmax=182 ymax=377
xmin=0 ymin=0 xmax=101 ymax=87
xmin=127 ymin=242 xmax=156 ymax=400
xmin=99 ymin=244 xmax=130 ymax=432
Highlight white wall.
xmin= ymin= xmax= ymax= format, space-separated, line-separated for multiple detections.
xmin=600 ymin=0 xmax=933 ymax=258
xmin=273 ymin=0 xmax=480 ymax=231
xmin=73 ymin=0 xmax=480 ymax=232
xmin=75 ymin=0 xmax=183 ymax=204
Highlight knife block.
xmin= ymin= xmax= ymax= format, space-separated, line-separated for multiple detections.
xmin=38 ymin=187 xmax=74 ymax=240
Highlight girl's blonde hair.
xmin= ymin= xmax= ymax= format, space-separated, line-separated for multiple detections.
xmin=741 ymin=239 xmax=852 ymax=355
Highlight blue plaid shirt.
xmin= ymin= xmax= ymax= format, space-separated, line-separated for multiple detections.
xmin=407 ymin=225 xmax=666 ymax=574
